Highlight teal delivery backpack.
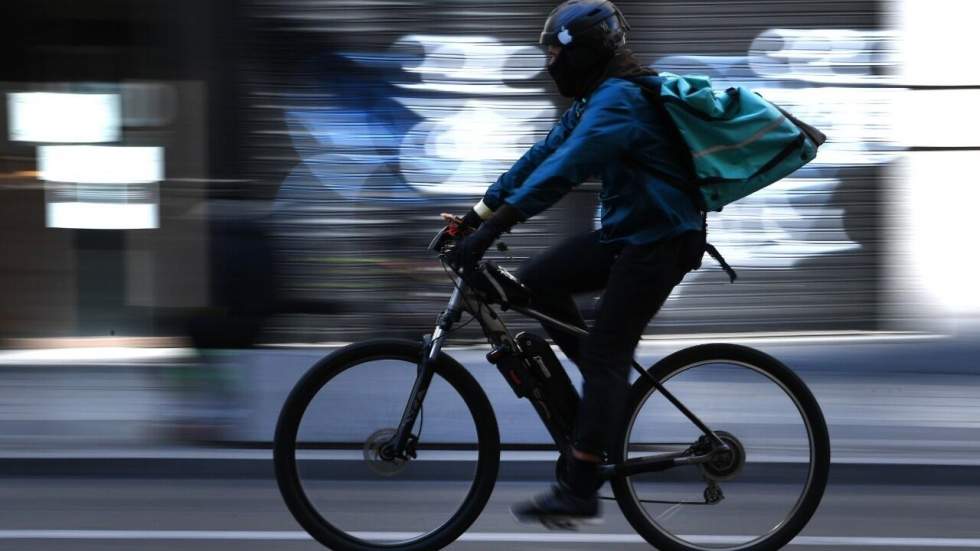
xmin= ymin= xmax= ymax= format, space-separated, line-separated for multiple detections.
xmin=645 ymin=72 xmax=827 ymax=212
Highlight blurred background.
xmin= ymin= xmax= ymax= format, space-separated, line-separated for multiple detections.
xmin=0 ymin=0 xmax=979 ymax=548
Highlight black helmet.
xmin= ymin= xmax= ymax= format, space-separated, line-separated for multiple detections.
xmin=539 ymin=0 xmax=630 ymax=53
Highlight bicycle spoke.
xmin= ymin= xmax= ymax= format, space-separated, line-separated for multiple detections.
xmin=274 ymin=340 xmax=500 ymax=551
xmin=616 ymin=347 xmax=828 ymax=551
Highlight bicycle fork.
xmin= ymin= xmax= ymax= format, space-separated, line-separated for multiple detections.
xmin=384 ymin=284 xmax=464 ymax=460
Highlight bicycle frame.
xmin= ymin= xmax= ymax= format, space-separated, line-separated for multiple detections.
xmin=388 ymin=272 xmax=729 ymax=479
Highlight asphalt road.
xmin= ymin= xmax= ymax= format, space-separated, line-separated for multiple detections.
xmin=1 ymin=471 xmax=979 ymax=551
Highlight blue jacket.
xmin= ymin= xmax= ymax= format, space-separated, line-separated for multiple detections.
xmin=483 ymin=76 xmax=704 ymax=245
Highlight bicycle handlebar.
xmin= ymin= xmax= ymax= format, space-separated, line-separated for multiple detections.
xmin=428 ymin=220 xmax=508 ymax=261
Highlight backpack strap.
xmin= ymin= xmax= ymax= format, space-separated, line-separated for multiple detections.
xmin=701 ymin=212 xmax=737 ymax=283
xmin=624 ymin=75 xmax=707 ymax=211
xmin=629 ymin=76 xmax=738 ymax=283
xmin=705 ymin=242 xmax=737 ymax=283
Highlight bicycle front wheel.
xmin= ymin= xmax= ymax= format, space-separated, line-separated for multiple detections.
xmin=612 ymin=343 xmax=830 ymax=551
xmin=274 ymin=339 xmax=500 ymax=551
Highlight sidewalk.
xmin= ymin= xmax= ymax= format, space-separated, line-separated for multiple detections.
xmin=1 ymin=331 xmax=978 ymax=469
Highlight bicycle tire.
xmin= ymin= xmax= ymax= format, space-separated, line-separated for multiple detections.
xmin=274 ymin=339 xmax=501 ymax=551
xmin=611 ymin=343 xmax=831 ymax=551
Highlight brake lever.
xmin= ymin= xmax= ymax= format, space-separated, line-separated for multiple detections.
xmin=427 ymin=227 xmax=450 ymax=252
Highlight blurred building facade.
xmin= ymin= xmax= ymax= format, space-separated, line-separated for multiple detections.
xmin=1 ymin=0 xmax=911 ymax=346
xmin=0 ymin=0 xmax=244 ymax=343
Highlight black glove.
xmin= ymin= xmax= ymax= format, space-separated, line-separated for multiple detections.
xmin=449 ymin=203 xmax=524 ymax=274
xmin=460 ymin=209 xmax=484 ymax=230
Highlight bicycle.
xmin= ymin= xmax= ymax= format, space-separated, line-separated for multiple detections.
xmin=274 ymin=219 xmax=831 ymax=551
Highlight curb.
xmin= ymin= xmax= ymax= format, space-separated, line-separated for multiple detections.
xmin=3 ymin=453 xmax=980 ymax=484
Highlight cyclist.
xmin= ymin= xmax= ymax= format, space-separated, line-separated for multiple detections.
xmin=447 ymin=0 xmax=708 ymax=527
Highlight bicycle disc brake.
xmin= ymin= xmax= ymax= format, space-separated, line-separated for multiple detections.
xmin=363 ymin=428 xmax=415 ymax=477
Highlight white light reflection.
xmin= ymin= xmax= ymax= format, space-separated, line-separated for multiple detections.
xmin=0 ymin=347 xmax=191 ymax=365
xmin=896 ymin=89 xmax=980 ymax=149
xmin=393 ymin=37 xmax=553 ymax=194
xmin=594 ymin=178 xmax=859 ymax=271
xmin=398 ymin=98 xmax=555 ymax=195
xmin=906 ymin=152 xmax=980 ymax=314
xmin=392 ymin=35 xmax=546 ymax=95
xmin=8 ymin=92 xmax=121 ymax=143
xmin=39 ymin=146 xmax=163 ymax=184
xmin=753 ymin=86 xmax=902 ymax=167
xmin=46 ymin=203 xmax=158 ymax=230
xmin=39 ymin=146 xmax=163 ymax=230
xmin=748 ymin=29 xmax=899 ymax=85
xmin=894 ymin=0 xmax=980 ymax=86
xmin=287 ymin=35 xmax=556 ymax=198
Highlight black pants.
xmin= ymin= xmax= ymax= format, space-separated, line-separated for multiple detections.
xmin=518 ymin=230 xmax=705 ymax=456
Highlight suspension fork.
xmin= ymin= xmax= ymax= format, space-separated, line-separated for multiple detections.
xmin=386 ymin=283 xmax=464 ymax=458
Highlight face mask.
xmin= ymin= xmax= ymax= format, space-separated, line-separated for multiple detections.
xmin=547 ymin=46 xmax=611 ymax=99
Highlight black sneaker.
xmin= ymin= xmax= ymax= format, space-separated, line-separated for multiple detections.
xmin=510 ymin=484 xmax=602 ymax=530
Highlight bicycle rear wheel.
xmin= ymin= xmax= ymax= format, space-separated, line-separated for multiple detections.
xmin=612 ymin=343 xmax=830 ymax=551
xmin=274 ymin=339 xmax=500 ymax=551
